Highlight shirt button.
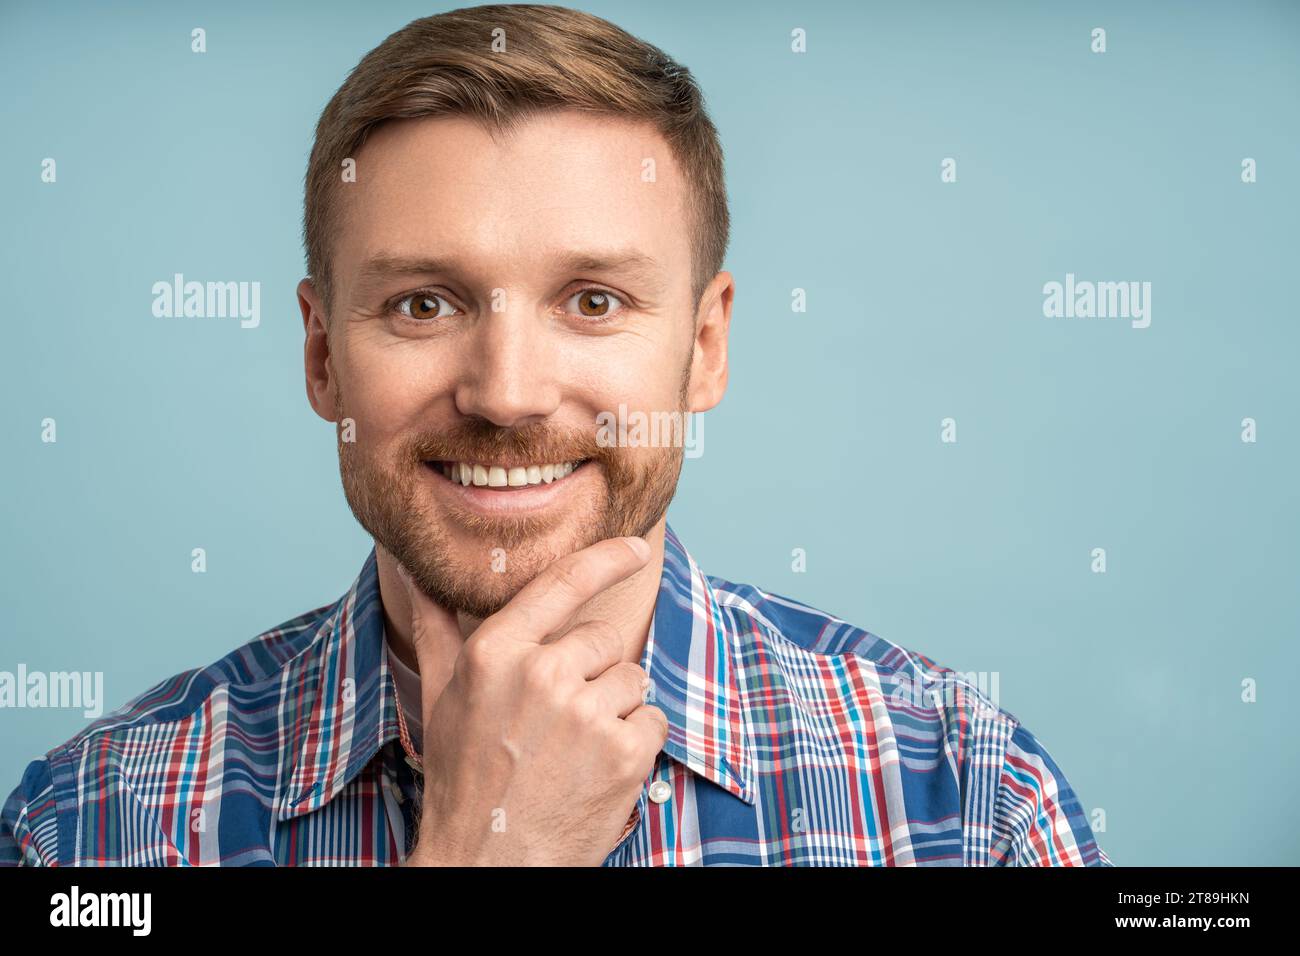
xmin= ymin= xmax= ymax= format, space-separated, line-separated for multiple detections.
xmin=648 ymin=780 xmax=672 ymax=804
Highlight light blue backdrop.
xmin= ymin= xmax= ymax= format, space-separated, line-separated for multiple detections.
xmin=2 ymin=0 xmax=1297 ymax=865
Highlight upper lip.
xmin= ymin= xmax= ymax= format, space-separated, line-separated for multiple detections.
xmin=427 ymin=458 xmax=588 ymax=468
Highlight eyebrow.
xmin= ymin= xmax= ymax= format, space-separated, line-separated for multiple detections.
xmin=353 ymin=249 xmax=666 ymax=292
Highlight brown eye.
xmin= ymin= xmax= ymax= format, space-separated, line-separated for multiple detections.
xmin=579 ymin=291 xmax=608 ymax=316
xmin=568 ymin=289 xmax=624 ymax=319
xmin=398 ymin=292 xmax=453 ymax=321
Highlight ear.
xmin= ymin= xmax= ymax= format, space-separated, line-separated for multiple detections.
xmin=686 ymin=271 xmax=734 ymax=413
xmin=298 ymin=278 xmax=338 ymax=423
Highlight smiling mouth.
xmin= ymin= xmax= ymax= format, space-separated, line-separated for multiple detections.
xmin=425 ymin=459 xmax=591 ymax=488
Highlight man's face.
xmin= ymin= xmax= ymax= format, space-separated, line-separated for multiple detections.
xmin=302 ymin=110 xmax=726 ymax=619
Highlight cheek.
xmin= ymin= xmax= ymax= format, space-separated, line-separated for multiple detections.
xmin=340 ymin=335 xmax=452 ymax=427
xmin=563 ymin=335 xmax=690 ymax=414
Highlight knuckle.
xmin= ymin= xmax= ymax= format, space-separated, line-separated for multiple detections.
xmin=615 ymin=738 xmax=650 ymax=781
xmin=574 ymin=621 xmax=619 ymax=661
xmin=522 ymin=651 xmax=565 ymax=696
xmin=567 ymin=630 xmax=602 ymax=665
xmin=457 ymin=636 xmax=495 ymax=677
xmin=615 ymin=661 xmax=648 ymax=688
xmin=568 ymin=692 xmax=603 ymax=727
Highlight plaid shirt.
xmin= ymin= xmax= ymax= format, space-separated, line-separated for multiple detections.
xmin=1 ymin=526 xmax=1111 ymax=866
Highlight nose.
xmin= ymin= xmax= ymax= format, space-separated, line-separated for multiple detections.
xmin=453 ymin=306 xmax=561 ymax=428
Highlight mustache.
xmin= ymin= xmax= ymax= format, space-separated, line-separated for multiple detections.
xmin=401 ymin=419 xmax=613 ymax=468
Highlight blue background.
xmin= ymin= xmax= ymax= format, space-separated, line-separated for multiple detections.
xmin=2 ymin=0 xmax=1297 ymax=865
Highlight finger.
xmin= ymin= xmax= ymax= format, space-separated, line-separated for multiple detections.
xmin=621 ymin=703 xmax=671 ymax=757
xmin=582 ymin=661 xmax=650 ymax=718
xmin=548 ymin=619 xmax=627 ymax=681
xmin=489 ymin=536 xmax=651 ymax=643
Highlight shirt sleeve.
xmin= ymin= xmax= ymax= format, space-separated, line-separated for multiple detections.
xmin=989 ymin=722 xmax=1112 ymax=866
xmin=0 ymin=757 xmax=60 ymax=867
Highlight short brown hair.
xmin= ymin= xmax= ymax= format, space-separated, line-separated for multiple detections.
xmin=303 ymin=4 xmax=729 ymax=314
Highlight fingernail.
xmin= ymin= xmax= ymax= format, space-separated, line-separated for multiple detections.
xmin=623 ymin=536 xmax=650 ymax=560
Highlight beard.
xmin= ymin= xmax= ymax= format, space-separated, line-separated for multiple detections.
xmin=334 ymin=388 xmax=685 ymax=621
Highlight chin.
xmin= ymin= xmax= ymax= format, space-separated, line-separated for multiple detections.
xmin=411 ymin=516 xmax=604 ymax=619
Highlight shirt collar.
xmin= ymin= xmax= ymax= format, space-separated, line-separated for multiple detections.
xmin=277 ymin=524 xmax=755 ymax=820
xmin=276 ymin=549 xmax=400 ymax=820
xmin=638 ymin=525 xmax=755 ymax=804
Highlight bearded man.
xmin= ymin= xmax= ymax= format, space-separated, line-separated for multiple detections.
xmin=1 ymin=4 xmax=1110 ymax=868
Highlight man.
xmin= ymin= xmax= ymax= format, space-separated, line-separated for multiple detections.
xmin=0 ymin=4 xmax=1110 ymax=866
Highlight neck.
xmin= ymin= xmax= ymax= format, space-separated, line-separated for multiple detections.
xmin=375 ymin=521 xmax=668 ymax=703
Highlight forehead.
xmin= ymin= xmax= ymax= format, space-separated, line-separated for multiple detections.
xmin=335 ymin=110 xmax=691 ymax=284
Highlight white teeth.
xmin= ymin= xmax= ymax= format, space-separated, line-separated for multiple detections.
xmin=442 ymin=461 xmax=584 ymax=487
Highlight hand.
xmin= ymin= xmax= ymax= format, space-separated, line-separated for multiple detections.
xmin=399 ymin=536 xmax=669 ymax=866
